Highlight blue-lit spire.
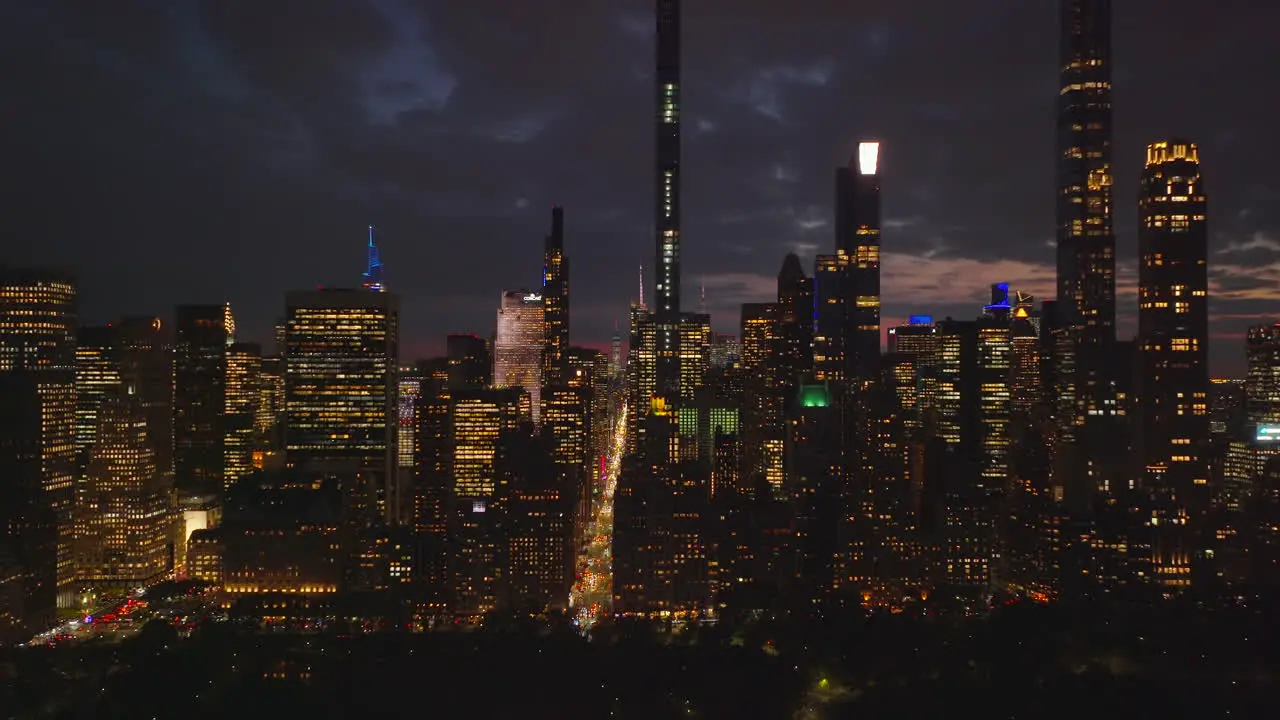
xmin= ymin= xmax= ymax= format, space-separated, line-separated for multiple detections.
xmin=362 ymin=225 xmax=384 ymax=292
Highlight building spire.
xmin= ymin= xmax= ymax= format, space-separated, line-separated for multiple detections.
xmin=638 ymin=264 xmax=646 ymax=309
xmin=698 ymin=277 xmax=708 ymax=315
xmin=363 ymin=225 xmax=384 ymax=292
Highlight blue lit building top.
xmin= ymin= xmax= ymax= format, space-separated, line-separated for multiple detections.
xmin=362 ymin=225 xmax=384 ymax=292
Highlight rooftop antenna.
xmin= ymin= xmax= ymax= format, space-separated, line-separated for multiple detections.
xmin=698 ymin=278 xmax=708 ymax=315
xmin=638 ymin=264 xmax=646 ymax=309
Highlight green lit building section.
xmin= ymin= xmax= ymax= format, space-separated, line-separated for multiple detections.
xmin=799 ymin=383 xmax=831 ymax=408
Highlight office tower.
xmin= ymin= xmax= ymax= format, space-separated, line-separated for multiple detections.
xmin=449 ymin=387 xmax=524 ymax=616
xmin=1138 ymin=140 xmax=1210 ymax=589
xmin=257 ymin=355 xmax=284 ymax=454
xmin=1246 ymin=325 xmax=1280 ymax=427
xmin=542 ymin=207 xmax=570 ymax=386
xmin=0 ymin=374 xmax=58 ymax=632
xmin=174 ymin=304 xmax=232 ymax=496
xmin=776 ymin=253 xmax=814 ymax=389
xmin=1011 ymin=317 xmax=1043 ymax=416
xmin=398 ymin=366 xmax=421 ymax=472
xmin=654 ymin=0 xmax=683 ymax=398
xmin=412 ymin=358 xmax=450 ymax=535
xmin=0 ymin=268 xmax=77 ymax=605
xmin=116 ymin=316 xmax=174 ymax=484
xmin=835 ymin=141 xmax=883 ymax=379
xmin=223 ymin=342 xmax=261 ymax=488
xmin=812 ymin=253 xmax=849 ymax=381
xmin=933 ymin=318 xmax=1011 ymax=587
xmin=447 ymin=334 xmax=491 ymax=389
xmin=708 ymin=332 xmax=741 ymax=369
xmin=740 ymin=303 xmax=783 ymax=493
xmin=510 ymin=421 xmax=577 ymax=612
xmin=1056 ymin=0 xmax=1116 ymax=436
xmin=362 ymin=225 xmax=384 ymax=292
xmin=494 ymin=290 xmax=544 ymax=425
xmin=79 ymin=392 xmax=170 ymax=589
xmin=285 ymin=289 xmax=399 ymax=525
xmin=626 ymin=301 xmax=657 ymax=453
xmin=786 ymin=382 xmax=845 ymax=605
xmin=75 ymin=326 xmax=119 ymax=458
xmin=678 ymin=311 xmax=710 ymax=404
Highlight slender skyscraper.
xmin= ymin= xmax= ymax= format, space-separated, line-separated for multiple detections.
xmin=1138 ymin=140 xmax=1209 ymax=587
xmin=654 ymin=0 xmax=682 ymax=397
xmin=542 ymin=207 xmax=569 ymax=386
xmin=1056 ymin=0 xmax=1115 ymax=432
xmin=363 ymin=225 xmax=384 ymax=292
xmin=836 ymin=141 xmax=883 ymax=379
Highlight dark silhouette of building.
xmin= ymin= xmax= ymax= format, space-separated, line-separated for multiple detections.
xmin=654 ymin=0 xmax=682 ymax=397
xmin=835 ymin=142 xmax=883 ymax=380
xmin=1055 ymin=0 xmax=1116 ymax=441
xmin=174 ymin=304 xmax=231 ymax=496
xmin=1137 ymin=140 xmax=1210 ymax=590
xmin=446 ymin=333 xmax=491 ymax=390
xmin=542 ymin=206 xmax=569 ymax=386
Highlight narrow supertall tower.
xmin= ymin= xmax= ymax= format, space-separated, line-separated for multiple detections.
xmin=1055 ymin=0 xmax=1115 ymax=434
xmin=542 ymin=206 xmax=569 ymax=385
xmin=835 ymin=141 xmax=883 ymax=380
xmin=654 ymin=0 xmax=682 ymax=397
xmin=363 ymin=225 xmax=385 ymax=292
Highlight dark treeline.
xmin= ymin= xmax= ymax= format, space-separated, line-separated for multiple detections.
xmin=3 ymin=600 xmax=1279 ymax=718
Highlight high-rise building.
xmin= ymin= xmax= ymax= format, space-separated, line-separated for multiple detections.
xmin=447 ymin=334 xmax=491 ymax=390
xmin=812 ymin=253 xmax=850 ymax=382
xmin=0 ymin=268 xmax=78 ymax=605
xmin=1055 ymin=0 xmax=1116 ymax=436
xmin=0 ymin=373 xmax=58 ymax=631
xmin=449 ymin=387 xmax=524 ymax=616
xmin=1137 ymin=139 xmax=1210 ymax=589
xmin=1246 ymin=324 xmax=1280 ymax=428
xmin=836 ymin=141 xmax=883 ymax=379
xmin=174 ymin=304 xmax=232 ymax=496
xmin=626 ymin=302 xmax=657 ymax=453
xmin=79 ymin=393 xmax=170 ymax=589
xmin=75 ymin=326 xmax=119 ymax=459
xmin=542 ymin=207 xmax=570 ymax=386
xmin=776 ymin=253 xmax=814 ymax=389
xmin=224 ymin=342 xmax=262 ymax=488
xmin=495 ymin=290 xmax=545 ymax=425
xmin=654 ymin=0 xmax=682 ymax=397
xmin=284 ymin=289 xmax=399 ymax=524
xmin=115 ymin=316 xmax=174 ymax=484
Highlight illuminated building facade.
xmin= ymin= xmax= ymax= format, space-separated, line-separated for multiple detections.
xmin=626 ymin=303 xmax=656 ymax=453
xmin=494 ymin=290 xmax=544 ymax=425
xmin=284 ymin=289 xmax=399 ymax=525
xmin=75 ymin=325 xmax=119 ymax=459
xmin=449 ymin=388 xmax=523 ymax=616
xmin=542 ymin=206 xmax=570 ymax=386
xmin=836 ymin=141 xmax=883 ymax=380
xmin=506 ymin=432 xmax=575 ymax=611
xmin=224 ymin=342 xmax=262 ymax=488
xmin=0 ymin=268 xmax=78 ymax=605
xmin=115 ymin=316 xmax=174 ymax=483
xmin=740 ymin=303 xmax=783 ymax=492
xmin=654 ymin=0 xmax=683 ymax=398
xmin=174 ymin=303 xmax=233 ymax=496
xmin=398 ymin=365 xmax=421 ymax=471
xmin=1246 ymin=324 xmax=1280 ymax=427
xmin=1055 ymin=0 xmax=1116 ymax=438
xmin=79 ymin=393 xmax=170 ymax=589
xmin=1138 ymin=140 xmax=1210 ymax=589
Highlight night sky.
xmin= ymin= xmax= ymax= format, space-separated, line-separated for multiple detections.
xmin=2 ymin=1 xmax=1277 ymax=375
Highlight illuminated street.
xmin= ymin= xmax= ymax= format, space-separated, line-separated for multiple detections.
xmin=570 ymin=400 xmax=626 ymax=629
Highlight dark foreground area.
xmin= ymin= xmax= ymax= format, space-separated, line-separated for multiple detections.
xmin=3 ymin=601 xmax=1279 ymax=719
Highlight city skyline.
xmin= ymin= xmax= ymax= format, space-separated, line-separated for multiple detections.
xmin=3 ymin=1 xmax=1279 ymax=374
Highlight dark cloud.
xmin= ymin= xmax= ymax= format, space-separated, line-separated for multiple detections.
xmin=1 ymin=0 xmax=1278 ymax=372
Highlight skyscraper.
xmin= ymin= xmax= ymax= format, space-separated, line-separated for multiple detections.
xmin=836 ymin=141 xmax=883 ymax=380
xmin=1056 ymin=0 xmax=1116 ymax=434
xmin=0 ymin=268 xmax=78 ymax=605
xmin=494 ymin=290 xmax=545 ymax=424
xmin=1137 ymin=140 xmax=1209 ymax=587
xmin=284 ymin=289 xmax=399 ymax=524
xmin=174 ymin=304 xmax=233 ymax=496
xmin=654 ymin=0 xmax=682 ymax=397
xmin=542 ymin=207 xmax=570 ymax=386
